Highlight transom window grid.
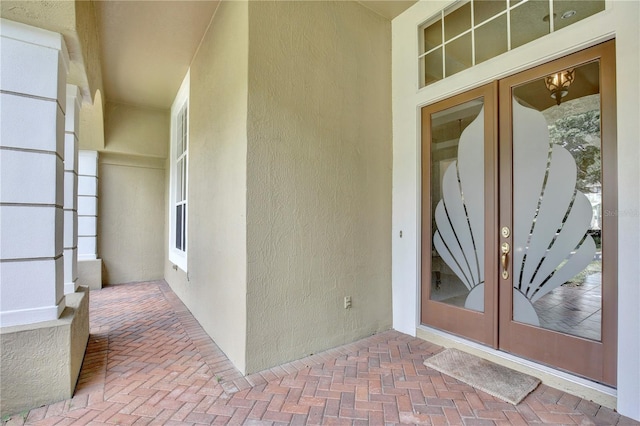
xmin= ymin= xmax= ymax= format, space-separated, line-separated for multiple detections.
xmin=418 ymin=0 xmax=605 ymax=88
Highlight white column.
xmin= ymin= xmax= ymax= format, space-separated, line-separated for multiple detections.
xmin=0 ymin=19 xmax=69 ymax=327
xmin=78 ymin=151 xmax=98 ymax=260
xmin=64 ymin=85 xmax=80 ymax=294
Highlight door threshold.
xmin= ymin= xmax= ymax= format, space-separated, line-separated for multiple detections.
xmin=417 ymin=325 xmax=617 ymax=410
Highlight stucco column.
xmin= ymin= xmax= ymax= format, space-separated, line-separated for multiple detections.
xmin=0 ymin=19 xmax=69 ymax=327
xmin=64 ymin=85 xmax=80 ymax=294
xmin=78 ymin=150 xmax=99 ymax=260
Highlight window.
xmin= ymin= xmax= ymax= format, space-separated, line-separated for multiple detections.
xmin=418 ymin=0 xmax=605 ymax=88
xmin=169 ymin=71 xmax=189 ymax=271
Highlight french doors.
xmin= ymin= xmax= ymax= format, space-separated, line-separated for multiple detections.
xmin=421 ymin=41 xmax=616 ymax=385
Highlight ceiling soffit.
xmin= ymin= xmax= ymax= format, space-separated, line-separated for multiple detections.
xmin=95 ymin=0 xmax=219 ymax=109
xmin=357 ymin=1 xmax=417 ymax=20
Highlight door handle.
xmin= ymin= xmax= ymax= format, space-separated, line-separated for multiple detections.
xmin=501 ymin=242 xmax=510 ymax=279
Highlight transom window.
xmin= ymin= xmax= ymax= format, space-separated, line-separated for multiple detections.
xmin=418 ymin=0 xmax=605 ymax=88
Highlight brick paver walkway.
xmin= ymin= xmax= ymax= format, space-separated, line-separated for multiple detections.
xmin=4 ymin=281 xmax=637 ymax=425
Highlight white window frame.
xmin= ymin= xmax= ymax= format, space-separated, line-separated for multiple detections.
xmin=417 ymin=0 xmax=606 ymax=88
xmin=169 ymin=70 xmax=190 ymax=272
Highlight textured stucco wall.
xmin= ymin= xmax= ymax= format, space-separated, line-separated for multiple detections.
xmin=164 ymin=0 xmax=249 ymax=373
xmin=97 ymin=102 xmax=168 ymax=285
xmin=104 ymin=102 xmax=169 ymax=158
xmin=77 ymin=259 xmax=102 ymax=290
xmin=245 ymin=1 xmax=392 ymax=373
xmin=0 ymin=1 xmax=75 ymax=31
xmin=79 ymin=90 xmax=104 ymax=151
xmin=99 ymin=154 xmax=165 ymax=284
xmin=0 ymin=289 xmax=88 ymax=418
xmin=73 ymin=0 xmax=104 ymax=104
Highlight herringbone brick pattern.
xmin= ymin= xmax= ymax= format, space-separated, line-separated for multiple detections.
xmin=3 ymin=281 xmax=637 ymax=425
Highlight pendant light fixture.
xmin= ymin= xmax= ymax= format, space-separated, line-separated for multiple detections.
xmin=545 ymin=69 xmax=576 ymax=105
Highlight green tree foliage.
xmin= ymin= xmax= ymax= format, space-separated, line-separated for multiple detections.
xmin=548 ymin=109 xmax=601 ymax=193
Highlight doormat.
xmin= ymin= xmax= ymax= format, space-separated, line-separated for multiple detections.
xmin=424 ymin=348 xmax=540 ymax=405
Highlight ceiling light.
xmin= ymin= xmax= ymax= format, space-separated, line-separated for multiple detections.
xmin=545 ymin=69 xmax=575 ymax=105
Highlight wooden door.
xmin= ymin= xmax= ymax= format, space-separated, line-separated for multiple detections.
xmin=498 ymin=40 xmax=617 ymax=385
xmin=421 ymin=83 xmax=499 ymax=347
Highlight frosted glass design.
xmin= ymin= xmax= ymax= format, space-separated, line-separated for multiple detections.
xmin=433 ymin=108 xmax=485 ymax=312
xmin=512 ymin=99 xmax=596 ymax=326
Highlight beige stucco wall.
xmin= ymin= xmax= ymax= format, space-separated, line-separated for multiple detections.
xmin=79 ymin=90 xmax=105 ymax=151
xmin=104 ymin=102 xmax=169 ymax=158
xmin=164 ymin=0 xmax=249 ymax=373
xmin=244 ymin=1 xmax=392 ymax=373
xmin=73 ymin=0 xmax=104 ymax=104
xmin=97 ymin=103 xmax=168 ymax=285
xmin=99 ymin=153 xmax=165 ymax=284
xmin=0 ymin=1 xmax=75 ymax=31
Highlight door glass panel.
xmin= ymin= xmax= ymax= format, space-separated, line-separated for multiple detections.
xmin=511 ymin=61 xmax=602 ymax=341
xmin=430 ymin=98 xmax=485 ymax=312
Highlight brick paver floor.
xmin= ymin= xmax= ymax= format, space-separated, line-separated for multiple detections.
xmin=3 ymin=280 xmax=638 ymax=425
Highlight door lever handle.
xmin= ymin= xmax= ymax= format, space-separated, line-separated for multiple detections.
xmin=501 ymin=242 xmax=510 ymax=279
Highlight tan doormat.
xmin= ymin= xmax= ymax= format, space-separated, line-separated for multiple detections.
xmin=424 ymin=348 xmax=540 ymax=405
